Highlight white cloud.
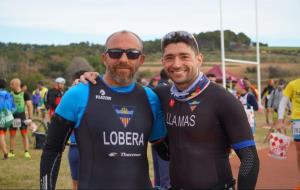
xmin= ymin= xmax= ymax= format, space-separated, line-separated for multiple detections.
xmin=0 ymin=0 xmax=299 ymax=45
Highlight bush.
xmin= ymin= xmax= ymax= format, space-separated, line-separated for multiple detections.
xmin=268 ymin=66 xmax=292 ymax=78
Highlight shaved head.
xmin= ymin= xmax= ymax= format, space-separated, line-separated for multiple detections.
xmin=10 ymin=78 xmax=21 ymax=92
xmin=105 ymin=30 xmax=143 ymax=52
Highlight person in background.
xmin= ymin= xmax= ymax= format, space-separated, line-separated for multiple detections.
xmin=32 ymin=89 xmax=41 ymax=116
xmin=277 ymin=78 xmax=300 ymax=190
xmin=137 ymin=77 xmax=149 ymax=86
xmin=32 ymin=81 xmax=48 ymax=120
xmin=261 ymin=79 xmax=275 ymax=125
xmin=151 ymin=69 xmax=171 ymax=189
xmin=147 ymin=76 xmax=160 ymax=89
xmin=206 ymin=73 xmax=217 ymax=83
xmin=9 ymin=78 xmax=33 ymax=159
xmin=45 ymin=77 xmax=65 ymax=119
xmin=235 ymin=79 xmax=259 ymax=134
xmin=21 ymin=84 xmax=30 ymax=94
xmin=268 ymin=79 xmax=290 ymax=126
xmin=0 ymin=79 xmax=15 ymax=160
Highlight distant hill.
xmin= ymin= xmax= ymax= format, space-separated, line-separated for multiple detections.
xmin=0 ymin=30 xmax=299 ymax=91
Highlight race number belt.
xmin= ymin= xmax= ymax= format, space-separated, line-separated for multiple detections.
xmin=13 ymin=118 xmax=22 ymax=128
xmin=292 ymin=120 xmax=300 ymax=136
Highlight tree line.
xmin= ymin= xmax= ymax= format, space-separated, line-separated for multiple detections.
xmin=1 ymin=30 xmax=299 ymax=91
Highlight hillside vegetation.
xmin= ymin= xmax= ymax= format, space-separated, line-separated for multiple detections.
xmin=1 ymin=30 xmax=299 ymax=91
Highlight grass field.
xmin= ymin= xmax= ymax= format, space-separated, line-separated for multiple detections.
xmin=0 ymin=111 xmax=290 ymax=189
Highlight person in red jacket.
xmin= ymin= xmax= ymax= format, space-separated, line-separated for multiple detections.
xmin=46 ymin=77 xmax=66 ymax=119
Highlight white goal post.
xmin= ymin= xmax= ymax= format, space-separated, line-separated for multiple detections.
xmin=219 ymin=0 xmax=262 ymax=105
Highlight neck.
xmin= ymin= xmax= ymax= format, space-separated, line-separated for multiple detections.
xmin=174 ymin=73 xmax=200 ymax=91
xmin=240 ymin=90 xmax=247 ymax=95
xmin=14 ymin=88 xmax=21 ymax=93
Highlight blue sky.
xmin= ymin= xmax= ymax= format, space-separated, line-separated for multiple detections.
xmin=0 ymin=0 xmax=299 ymax=46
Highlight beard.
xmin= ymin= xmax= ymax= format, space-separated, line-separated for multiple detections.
xmin=107 ymin=62 xmax=136 ymax=84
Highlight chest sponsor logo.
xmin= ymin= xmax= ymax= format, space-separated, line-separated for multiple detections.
xmin=108 ymin=151 xmax=142 ymax=157
xmin=103 ymin=131 xmax=144 ymax=146
xmin=166 ymin=112 xmax=196 ymax=127
xmin=113 ymin=105 xmax=134 ymax=128
xmin=188 ymin=100 xmax=200 ymax=112
xmin=108 ymin=152 xmax=118 ymax=157
xmin=95 ymin=89 xmax=112 ymax=101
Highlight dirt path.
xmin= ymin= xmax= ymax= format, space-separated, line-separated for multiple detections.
xmin=230 ymin=142 xmax=299 ymax=189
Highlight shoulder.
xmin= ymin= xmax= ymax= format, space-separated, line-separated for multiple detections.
xmin=247 ymin=92 xmax=256 ymax=99
xmin=0 ymin=90 xmax=12 ymax=98
xmin=24 ymin=91 xmax=31 ymax=99
xmin=290 ymin=79 xmax=300 ymax=88
xmin=206 ymin=82 xmax=233 ymax=98
xmin=56 ymin=83 xmax=89 ymax=120
xmin=24 ymin=91 xmax=30 ymax=96
xmin=63 ymin=83 xmax=89 ymax=99
xmin=206 ymin=83 xmax=241 ymax=107
xmin=153 ymin=85 xmax=171 ymax=97
xmin=142 ymin=86 xmax=160 ymax=102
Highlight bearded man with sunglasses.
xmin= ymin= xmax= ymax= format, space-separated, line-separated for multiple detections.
xmin=40 ymin=30 xmax=166 ymax=190
xmin=81 ymin=31 xmax=260 ymax=190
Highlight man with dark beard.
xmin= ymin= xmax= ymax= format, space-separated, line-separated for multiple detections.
xmin=40 ymin=31 xmax=166 ymax=189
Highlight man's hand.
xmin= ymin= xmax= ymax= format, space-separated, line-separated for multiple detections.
xmin=276 ymin=119 xmax=286 ymax=133
xmin=79 ymin=72 xmax=100 ymax=84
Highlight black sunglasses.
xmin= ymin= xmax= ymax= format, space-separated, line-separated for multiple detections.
xmin=105 ymin=48 xmax=142 ymax=60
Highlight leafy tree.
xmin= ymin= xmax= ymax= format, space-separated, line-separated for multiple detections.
xmin=237 ymin=32 xmax=251 ymax=46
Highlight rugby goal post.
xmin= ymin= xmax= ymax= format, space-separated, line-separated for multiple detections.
xmin=219 ymin=0 xmax=262 ymax=105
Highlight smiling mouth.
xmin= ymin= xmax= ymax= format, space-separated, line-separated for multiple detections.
xmin=170 ymin=70 xmax=186 ymax=74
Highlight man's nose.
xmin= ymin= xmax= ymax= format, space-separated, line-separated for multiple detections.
xmin=172 ymin=56 xmax=181 ymax=67
xmin=119 ymin=52 xmax=129 ymax=62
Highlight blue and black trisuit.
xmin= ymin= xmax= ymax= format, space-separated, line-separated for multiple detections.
xmin=40 ymin=77 xmax=166 ymax=189
xmin=154 ymin=80 xmax=259 ymax=189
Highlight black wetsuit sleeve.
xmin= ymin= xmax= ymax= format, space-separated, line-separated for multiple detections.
xmin=40 ymin=114 xmax=74 ymax=190
xmin=24 ymin=92 xmax=31 ymax=101
xmin=217 ymin=90 xmax=253 ymax=144
xmin=235 ymin=146 xmax=259 ymax=190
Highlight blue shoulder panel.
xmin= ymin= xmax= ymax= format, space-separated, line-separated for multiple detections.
xmin=143 ymin=86 xmax=167 ymax=141
xmin=55 ymin=82 xmax=89 ymax=128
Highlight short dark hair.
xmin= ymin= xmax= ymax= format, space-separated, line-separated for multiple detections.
xmin=206 ymin=73 xmax=216 ymax=78
xmin=72 ymin=70 xmax=88 ymax=81
xmin=161 ymin=31 xmax=199 ymax=54
xmin=0 ymin=79 xmax=6 ymax=89
xmin=21 ymin=83 xmax=26 ymax=88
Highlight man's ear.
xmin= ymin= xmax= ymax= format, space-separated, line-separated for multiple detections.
xmin=101 ymin=53 xmax=107 ymax=66
xmin=139 ymin=54 xmax=146 ymax=66
xmin=197 ymin=53 xmax=203 ymax=67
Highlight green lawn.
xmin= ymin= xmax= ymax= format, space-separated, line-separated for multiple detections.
xmin=0 ymin=111 xmax=288 ymax=189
